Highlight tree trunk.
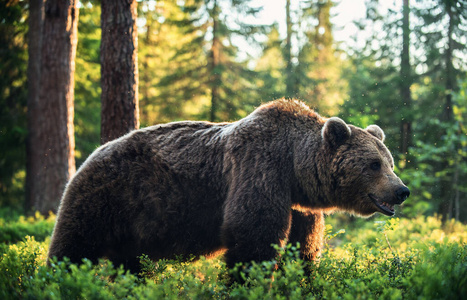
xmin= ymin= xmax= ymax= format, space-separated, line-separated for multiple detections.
xmin=438 ymin=0 xmax=456 ymax=222
xmin=100 ymin=0 xmax=139 ymax=144
xmin=444 ymin=0 xmax=454 ymax=122
xmin=400 ymin=0 xmax=412 ymax=157
xmin=28 ymin=0 xmax=79 ymax=214
xmin=285 ymin=0 xmax=294 ymax=97
xmin=26 ymin=0 xmax=44 ymax=213
xmin=209 ymin=0 xmax=221 ymax=122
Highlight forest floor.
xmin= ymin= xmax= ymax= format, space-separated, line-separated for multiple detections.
xmin=1 ymin=211 xmax=466 ymax=299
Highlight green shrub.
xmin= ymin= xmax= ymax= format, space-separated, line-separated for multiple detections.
xmin=403 ymin=242 xmax=467 ymax=299
xmin=0 ymin=212 xmax=55 ymax=244
xmin=229 ymin=243 xmax=306 ymax=299
xmin=0 ymin=236 xmax=47 ymax=299
xmin=24 ymin=259 xmax=140 ymax=299
xmin=0 ymin=215 xmax=465 ymax=299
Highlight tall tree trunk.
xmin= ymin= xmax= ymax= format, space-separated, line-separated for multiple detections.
xmin=100 ymin=0 xmax=139 ymax=144
xmin=438 ymin=0 xmax=456 ymax=221
xmin=26 ymin=0 xmax=44 ymax=213
xmin=400 ymin=0 xmax=412 ymax=157
xmin=285 ymin=0 xmax=294 ymax=97
xmin=209 ymin=0 xmax=221 ymax=122
xmin=444 ymin=1 xmax=454 ymax=122
xmin=29 ymin=0 xmax=79 ymax=214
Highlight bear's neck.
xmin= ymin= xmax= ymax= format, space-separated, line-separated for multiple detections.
xmin=292 ymin=135 xmax=337 ymax=211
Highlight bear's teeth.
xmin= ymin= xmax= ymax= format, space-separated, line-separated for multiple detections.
xmin=381 ymin=201 xmax=394 ymax=211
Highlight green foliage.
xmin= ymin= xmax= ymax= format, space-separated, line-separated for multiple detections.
xmin=140 ymin=0 xmax=266 ymax=123
xmin=255 ymin=24 xmax=286 ymax=102
xmin=0 ymin=0 xmax=465 ymax=222
xmin=0 ymin=215 xmax=466 ymax=298
xmin=0 ymin=236 xmax=47 ymax=299
xmin=0 ymin=0 xmax=28 ymax=209
xmin=26 ymin=258 xmax=139 ymax=299
xmin=398 ymin=78 xmax=467 ymax=219
xmin=229 ymin=243 xmax=307 ymax=299
xmin=339 ymin=0 xmax=467 ymax=221
xmin=403 ymin=242 xmax=467 ymax=299
xmin=74 ymin=3 xmax=102 ymax=165
xmin=0 ymin=212 xmax=55 ymax=245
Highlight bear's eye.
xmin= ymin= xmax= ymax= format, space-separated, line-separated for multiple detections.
xmin=370 ymin=162 xmax=381 ymax=171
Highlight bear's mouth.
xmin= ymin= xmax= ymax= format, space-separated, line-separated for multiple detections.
xmin=368 ymin=194 xmax=395 ymax=216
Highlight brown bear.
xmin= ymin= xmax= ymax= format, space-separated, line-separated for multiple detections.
xmin=48 ymin=99 xmax=409 ymax=273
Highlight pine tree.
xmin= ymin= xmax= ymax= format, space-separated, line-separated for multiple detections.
xmin=157 ymin=0 xmax=265 ymax=122
xmin=413 ymin=0 xmax=467 ymax=220
xmin=74 ymin=3 xmax=102 ymax=165
xmin=339 ymin=0 xmax=404 ymax=152
xmin=255 ymin=23 xmax=286 ymax=101
xmin=342 ymin=0 xmax=467 ymax=221
xmin=26 ymin=0 xmax=44 ymax=213
xmin=100 ymin=0 xmax=139 ymax=144
xmin=400 ymin=0 xmax=412 ymax=156
xmin=297 ymin=0 xmax=345 ymax=115
xmin=285 ymin=0 xmax=295 ymax=98
xmin=413 ymin=0 xmax=466 ymax=122
xmin=138 ymin=0 xmax=196 ymax=124
xmin=28 ymin=0 xmax=79 ymax=214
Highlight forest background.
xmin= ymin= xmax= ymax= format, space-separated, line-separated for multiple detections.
xmin=0 ymin=0 xmax=466 ymax=224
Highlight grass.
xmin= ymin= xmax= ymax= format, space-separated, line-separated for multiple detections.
xmin=0 ymin=213 xmax=466 ymax=299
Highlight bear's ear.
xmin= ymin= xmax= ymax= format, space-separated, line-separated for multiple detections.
xmin=366 ymin=125 xmax=385 ymax=142
xmin=322 ymin=117 xmax=351 ymax=148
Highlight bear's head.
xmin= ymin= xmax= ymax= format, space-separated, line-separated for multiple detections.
xmin=321 ymin=117 xmax=410 ymax=217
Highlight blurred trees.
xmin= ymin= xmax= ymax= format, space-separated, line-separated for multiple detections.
xmin=285 ymin=0 xmax=294 ymax=97
xmin=411 ymin=0 xmax=467 ymax=220
xmin=340 ymin=0 xmax=467 ymax=220
xmin=400 ymin=0 xmax=412 ymax=155
xmin=0 ymin=1 xmax=28 ymax=210
xmin=160 ymin=0 xmax=265 ymax=122
xmin=138 ymin=0 xmax=265 ymax=123
xmin=0 ymin=0 xmax=465 ymax=221
xmin=74 ymin=3 xmax=101 ymax=166
xmin=255 ymin=23 xmax=286 ymax=102
xmin=256 ymin=0 xmax=345 ymax=115
xmin=297 ymin=0 xmax=345 ymax=115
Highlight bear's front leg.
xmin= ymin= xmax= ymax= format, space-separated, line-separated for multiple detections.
xmin=221 ymin=192 xmax=292 ymax=271
xmin=288 ymin=210 xmax=325 ymax=262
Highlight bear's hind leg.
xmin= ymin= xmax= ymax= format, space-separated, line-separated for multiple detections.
xmin=48 ymin=224 xmax=102 ymax=267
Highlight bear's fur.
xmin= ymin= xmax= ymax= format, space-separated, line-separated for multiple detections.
xmin=48 ymin=99 xmax=409 ymax=272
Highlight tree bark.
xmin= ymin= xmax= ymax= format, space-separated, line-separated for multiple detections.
xmin=28 ymin=0 xmax=79 ymax=214
xmin=285 ymin=0 xmax=294 ymax=97
xmin=209 ymin=0 xmax=221 ymax=122
xmin=100 ymin=0 xmax=139 ymax=144
xmin=400 ymin=0 xmax=412 ymax=157
xmin=26 ymin=0 xmax=44 ymax=213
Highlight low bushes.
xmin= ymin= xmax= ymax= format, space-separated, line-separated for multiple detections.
xmin=0 ymin=215 xmax=465 ymax=299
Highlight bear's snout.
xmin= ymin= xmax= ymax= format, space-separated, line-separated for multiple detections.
xmin=395 ymin=186 xmax=410 ymax=204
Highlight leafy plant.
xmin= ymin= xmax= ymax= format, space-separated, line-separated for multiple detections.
xmin=0 ymin=212 xmax=55 ymax=244
xmin=0 ymin=215 xmax=465 ymax=299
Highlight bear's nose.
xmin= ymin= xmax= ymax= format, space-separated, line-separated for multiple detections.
xmin=395 ymin=186 xmax=410 ymax=203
